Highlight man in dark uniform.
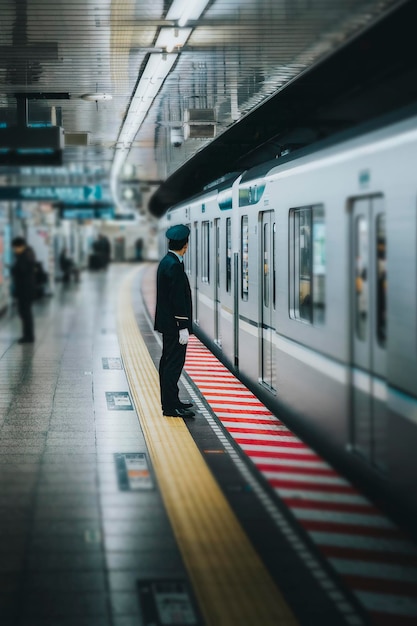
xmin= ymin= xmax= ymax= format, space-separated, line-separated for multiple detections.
xmin=11 ymin=236 xmax=36 ymax=344
xmin=154 ymin=224 xmax=195 ymax=418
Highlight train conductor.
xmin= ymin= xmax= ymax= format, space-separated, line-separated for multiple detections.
xmin=154 ymin=224 xmax=195 ymax=417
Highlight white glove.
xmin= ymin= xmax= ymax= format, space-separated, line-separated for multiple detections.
xmin=179 ymin=328 xmax=189 ymax=345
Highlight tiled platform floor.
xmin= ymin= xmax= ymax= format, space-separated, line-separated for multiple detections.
xmin=0 ymin=265 xmax=190 ymax=626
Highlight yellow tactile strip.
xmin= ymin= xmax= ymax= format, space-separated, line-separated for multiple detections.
xmin=117 ymin=267 xmax=298 ymax=626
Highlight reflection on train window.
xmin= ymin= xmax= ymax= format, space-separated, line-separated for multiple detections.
xmin=290 ymin=205 xmax=326 ymax=324
xmin=241 ymin=215 xmax=249 ymax=301
xmin=185 ymin=223 xmax=191 ymax=274
xmin=215 ymin=219 xmax=220 ymax=288
xmin=376 ymin=214 xmax=386 ymax=346
xmin=263 ymin=222 xmax=270 ymax=307
xmin=355 ymin=216 xmax=368 ymax=340
xmin=312 ymin=208 xmax=326 ymax=323
xmin=202 ymin=221 xmax=210 ymax=283
xmin=226 ymin=217 xmax=231 ymax=293
xmin=194 ymin=224 xmax=199 ymax=286
xmin=273 ymin=222 xmax=276 ymax=309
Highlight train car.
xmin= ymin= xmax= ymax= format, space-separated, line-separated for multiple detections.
xmin=159 ymin=110 xmax=417 ymax=522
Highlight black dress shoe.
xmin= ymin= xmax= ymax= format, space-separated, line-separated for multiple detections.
xmin=163 ymin=407 xmax=195 ymax=418
xmin=178 ymin=401 xmax=193 ymax=409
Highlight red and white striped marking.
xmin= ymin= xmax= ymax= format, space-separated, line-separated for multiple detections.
xmin=185 ymin=337 xmax=417 ymax=626
xmin=141 ymin=266 xmax=417 ymax=626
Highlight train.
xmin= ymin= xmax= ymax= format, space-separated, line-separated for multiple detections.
xmin=158 ymin=108 xmax=417 ymax=525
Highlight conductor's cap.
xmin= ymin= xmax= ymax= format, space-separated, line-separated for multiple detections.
xmin=166 ymin=224 xmax=190 ymax=241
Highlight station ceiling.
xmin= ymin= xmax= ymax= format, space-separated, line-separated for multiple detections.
xmin=0 ymin=0 xmax=406 ymax=218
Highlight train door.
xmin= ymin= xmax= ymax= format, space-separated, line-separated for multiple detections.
xmin=214 ymin=218 xmax=221 ymax=345
xmin=350 ymin=196 xmax=387 ymax=470
xmin=260 ymin=211 xmax=276 ymax=390
xmin=193 ymin=222 xmax=199 ymax=324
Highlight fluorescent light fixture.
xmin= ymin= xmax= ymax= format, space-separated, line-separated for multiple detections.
xmin=155 ymin=27 xmax=192 ymax=53
xmin=166 ymin=0 xmax=210 ymax=27
xmin=110 ymin=53 xmax=177 ymax=200
xmin=110 ymin=0 xmax=211 ymax=205
xmin=81 ymin=93 xmax=112 ymax=102
xmin=118 ymin=53 xmax=177 ymax=147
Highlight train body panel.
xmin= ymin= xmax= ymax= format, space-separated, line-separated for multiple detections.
xmin=159 ymin=113 xmax=417 ymax=520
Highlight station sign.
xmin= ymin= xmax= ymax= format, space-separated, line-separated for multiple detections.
xmin=0 ymin=185 xmax=102 ymax=202
xmin=61 ymin=206 xmax=114 ymax=220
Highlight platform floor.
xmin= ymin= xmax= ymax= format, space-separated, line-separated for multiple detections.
xmin=0 ymin=263 xmax=415 ymax=626
xmin=0 ymin=265 xmax=188 ymax=625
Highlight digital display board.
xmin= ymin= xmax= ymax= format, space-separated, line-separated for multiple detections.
xmin=61 ymin=206 xmax=114 ymax=220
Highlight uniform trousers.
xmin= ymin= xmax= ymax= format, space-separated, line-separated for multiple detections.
xmin=17 ymin=298 xmax=34 ymax=341
xmin=159 ymin=333 xmax=187 ymax=411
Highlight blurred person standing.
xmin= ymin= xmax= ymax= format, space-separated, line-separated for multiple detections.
xmin=11 ymin=236 xmax=36 ymax=344
xmin=59 ymin=247 xmax=79 ymax=283
xmin=99 ymin=234 xmax=111 ymax=267
xmin=154 ymin=224 xmax=194 ymax=418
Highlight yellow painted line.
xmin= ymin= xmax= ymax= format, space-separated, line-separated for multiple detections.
xmin=117 ymin=267 xmax=298 ymax=626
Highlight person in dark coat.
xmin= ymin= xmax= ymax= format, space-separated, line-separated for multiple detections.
xmin=59 ymin=247 xmax=78 ymax=283
xmin=154 ymin=224 xmax=195 ymax=417
xmin=11 ymin=236 xmax=36 ymax=344
xmin=99 ymin=234 xmax=111 ymax=267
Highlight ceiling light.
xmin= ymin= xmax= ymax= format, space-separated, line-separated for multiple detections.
xmin=155 ymin=27 xmax=192 ymax=53
xmin=110 ymin=0 xmax=210 ymax=206
xmin=81 ymin=93 xmax=112 ymax=102
xmin=166 ymin=0 xmax=209 ymax=27
xmin=110 ymin=53 xmax=177 ymax=200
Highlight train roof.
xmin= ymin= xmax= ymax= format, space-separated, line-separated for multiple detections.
xmin=240 ymin=100 xmax=417 ymax=184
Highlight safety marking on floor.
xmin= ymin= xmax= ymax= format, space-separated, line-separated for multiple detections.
xmin=102 ymin=357 xmax=123 ymax=370
xmin=140 ymin=263 xmax=417 ymax=626
xmin=177 ymin=374 xmax=364 ymax=626
xmin=115 ymin=452 xmax=154 ymax=491
xmin=137 ymin=580 xmax=201 ymax=626
xmin=185 ymin=337 xmax=417 ymax=626
xmin=118 ymin=267 xmax=299 ymax=626
xmin=105 ymin=391 xmax=133 ymax=410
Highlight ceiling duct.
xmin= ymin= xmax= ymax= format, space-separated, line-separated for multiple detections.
xmin=183 ymin=108 xmax=216 ymax=140
xmin=64 ymin=132 xmax=90 ymax=147
xmin=184 ymin=108 xmax=215 ymax=123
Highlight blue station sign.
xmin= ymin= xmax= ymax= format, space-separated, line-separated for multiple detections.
xmin=0 ymin=186 xmax=102 ymax=202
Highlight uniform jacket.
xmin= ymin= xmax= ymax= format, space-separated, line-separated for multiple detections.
xmin=11 ymin=247 xmax=36 ymax=301
xmin=154 ymin=251 xmax=192 ymax=334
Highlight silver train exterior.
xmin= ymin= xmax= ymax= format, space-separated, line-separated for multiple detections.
xmin=158 ymin=113 xmax=417 ymax=520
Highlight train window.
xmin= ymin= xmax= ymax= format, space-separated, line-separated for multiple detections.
xmin=273 ymin=222 xmax=276 ymax=309
xmin=185 ymin=223 xmax=191 ymax=275
xmin=201 ymin=220 xmax=210 ymax=283
xmin=215 ymin=219 xmax=220 ymax=288
xmin=376 ymin=214 xmax=386 ymax=346
xmin=355 ymin=216 xmax=368 ymax=340
xmin=241 ymin=215 xmax=249 ymax=301
xmin=290 ymin=205 xmax=326 ymax=324
xmin=312 ymin=208 xmax=326 ymax=323
xmin=263 ymin=222 xmax=270 ymax=307
xmin=226 ymin=217 xmax=231 ymax=293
